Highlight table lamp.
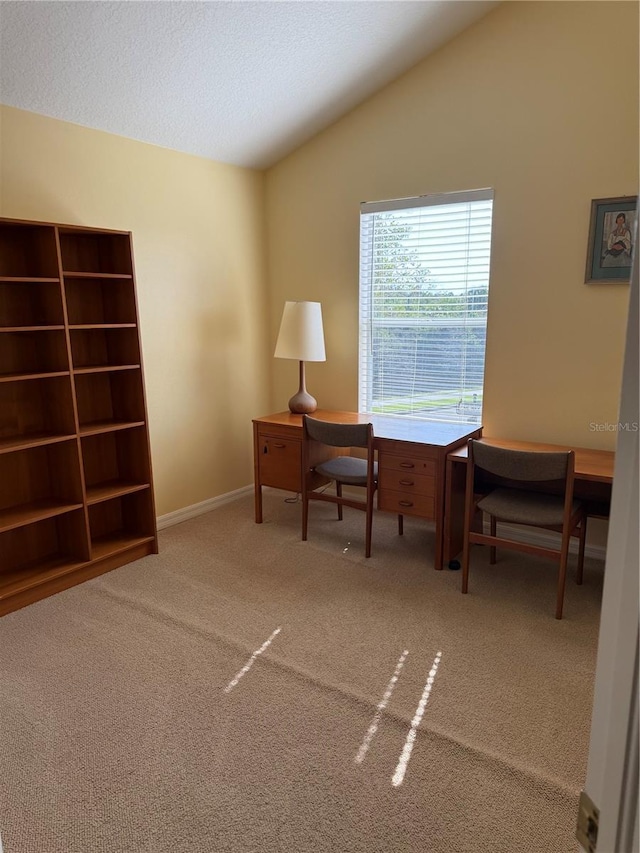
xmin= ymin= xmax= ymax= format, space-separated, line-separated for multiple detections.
xmin=274 ymin=301 xmax=326 ymax=414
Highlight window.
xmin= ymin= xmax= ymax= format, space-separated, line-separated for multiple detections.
xmin=358 ymin=189 xmax=494 ymax=424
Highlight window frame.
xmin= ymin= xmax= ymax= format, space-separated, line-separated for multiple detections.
xmin=358 ymin=188 xmax=494 ymax=424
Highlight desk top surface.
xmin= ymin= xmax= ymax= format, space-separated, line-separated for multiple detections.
xmin=254 ymin=410 xmax=481 ymax=449
xmin=448 ymin=437 xmax=614 ymax=483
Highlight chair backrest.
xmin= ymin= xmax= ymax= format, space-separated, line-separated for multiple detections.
xmin=470 ymin=440 xmax=572 ymax=483
xmin=303 ymin=416 xmax=372 ymax=448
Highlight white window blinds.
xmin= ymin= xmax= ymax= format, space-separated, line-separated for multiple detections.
xmin=358 ymin=189 xmax=494 ymax=424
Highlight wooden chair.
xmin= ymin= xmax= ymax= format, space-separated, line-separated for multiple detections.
xmin=461 ymin=439 xmax=587 ymax=619
xmin=301 ymin=416 xmax=381 ymax=557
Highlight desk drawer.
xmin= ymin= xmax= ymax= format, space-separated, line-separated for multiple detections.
xmin=378 ymin=448 xmax=437 ymax=519
xmin=258 ymin=434 xmax=301 ymax=492
xmin=379 ymin=468 xmax=435 ymax=497
xmin=378 ymin=488 xmax=435 ymax=520
xmin=378 ymin=454 xmax=436 ymax=477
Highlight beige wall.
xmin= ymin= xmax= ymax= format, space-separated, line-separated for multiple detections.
xmin=265 ymin=0 xmax=638 ymax=452
xmin=0 ymin=105 xmax=270 ymax=515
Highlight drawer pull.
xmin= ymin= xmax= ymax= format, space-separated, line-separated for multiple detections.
xmin=399 ymin=462 xmax=415 ymax=469
xmin=273 ymin=443 xmax=286 ymax=449
xmin=399 ymin=479 xmax=414 ymax=486
xmin=399 ymin=500 xmax=414 ymax=508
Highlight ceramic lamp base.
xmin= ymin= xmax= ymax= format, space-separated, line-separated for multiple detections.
xmin=288 ymin=361 xmax=318 ymax=414
xmin=288 ymin=389 xmax=318 ymax=414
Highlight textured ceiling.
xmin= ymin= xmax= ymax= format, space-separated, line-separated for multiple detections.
xmin=0 ymin=1 xmax=498 ymax=169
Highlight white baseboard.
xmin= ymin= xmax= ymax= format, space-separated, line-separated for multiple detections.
xmin=156 ymin=485 xmax=253 ymax=530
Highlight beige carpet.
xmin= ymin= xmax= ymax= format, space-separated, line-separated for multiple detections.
xmin=0 ymin=490 xmax=604 ymax=852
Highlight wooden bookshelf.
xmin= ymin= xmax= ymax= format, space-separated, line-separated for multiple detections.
xmin=0 ymin=217 xmax=158 ymax=616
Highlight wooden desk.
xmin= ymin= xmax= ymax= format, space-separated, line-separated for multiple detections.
xmin=253 ymin=410 xmax=481 ymax=569
xmin=443 ymin=437 xmax=615 ymax=567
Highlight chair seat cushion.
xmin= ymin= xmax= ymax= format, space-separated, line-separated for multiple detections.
xmin=477 ymin=487 xmax=582 ymax=527
xmin=315 ymin=456 xmax=377 ymax=486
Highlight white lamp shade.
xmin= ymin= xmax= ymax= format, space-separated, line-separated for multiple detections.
xmin=274 ymin=301 xmax=326 ymax=362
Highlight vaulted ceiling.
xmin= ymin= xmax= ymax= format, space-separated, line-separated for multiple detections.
xmin=0 ymin=1 xmax=498 ymax=169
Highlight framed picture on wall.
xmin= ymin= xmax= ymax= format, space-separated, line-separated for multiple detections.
xmin=585 ymin=195 xmax=637 ymax=283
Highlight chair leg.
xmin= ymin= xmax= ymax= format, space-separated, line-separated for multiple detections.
xmin=576 ymin=515 xmax=587 ymax=585
xmin=365 ymin=498 xmax=373 ymax=558
xmin=489 ymin=515 xmax=497 ymax=564
xmin=302 ymin=488 xmax=309 ymax=542
xmin=398 ymin=514 xmax=403 ymax=536
xmin=336 ymin=482 xmax=343 ymax=520
xmin=556 ymin=533 xmax=572 ymax=619
xmin=461 ymin=530 xmax=471 ymax=593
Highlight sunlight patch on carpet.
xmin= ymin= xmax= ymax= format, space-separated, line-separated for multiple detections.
xmin=355 ymin=649 xmax=409 ymax=765
xmin=223 ymin=626 xmax=282 ymax=693
xmin=392 ymin=651 xmax=442 ymax=787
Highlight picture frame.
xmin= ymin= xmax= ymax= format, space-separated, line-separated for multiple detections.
xmin=585 ymin=195 xmax=637 ymax=283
